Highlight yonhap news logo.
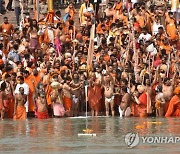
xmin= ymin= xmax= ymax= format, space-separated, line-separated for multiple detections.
xmin=125 ymin=133 xmax=140 ymax=148
xmin=125 ymin=133 xmax=180 ymax=148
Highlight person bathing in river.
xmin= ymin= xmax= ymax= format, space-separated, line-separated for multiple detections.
xmin=155 ymin=85 xmax=166 ymax=117
xmin=119 ymin=86 xmax=131 ymax=117
xmin=35 ymin=84 xmax=49 ymax=119
xmin=51 ymin=81 xmax=66 ymax=118
xmin=70 ymin=73 xmax=83 ymax=117
xmin=102 ymin=73 xmax=115 ymax=117
xmin=13 ymin=87 xmax=27 ymax=120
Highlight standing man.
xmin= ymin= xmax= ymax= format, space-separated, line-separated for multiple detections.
xmin=4 ymin=74 xmax=14 ymax=118
xmin=6 ymin=0 xmax=14 ymax=11
xmin=51 ymin=81 xmax=66 ymax=118
xmin=88 ymin=73 xmax=102 ymax=116
xmin=0 ymin=82 xmax=9 ymax=120
xmin=36 ymin=90 xmax=49 ymax=119
xmin=70 ymin=73 xmax=83 ymax=117
xmin=14 ymin=0 xmax=21 ymax=26
xmin=155 ymin=85 xmax=166 ymax=116
xmin=79 ymin=0 xmax=94 ymax=25
xmin=14 ymin=76 xmax=29 ymax=113
xmin=13 ymin=87 xmax=27 ymax=120
xmin=0 ymin=17 xmax=14 ymax=36
xmin=102 ymin=73 xmax=115 ymax=117
xmin=24 ymin=70 xmax=37 ymax=114
xmin=119 ymin=86 xmax=131 ymax=117
xmin=165 ymin=86 xmax=180 ymax=117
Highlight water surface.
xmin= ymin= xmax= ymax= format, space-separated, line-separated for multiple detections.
xmin=0 ymin=117 xmax=179 ymax=154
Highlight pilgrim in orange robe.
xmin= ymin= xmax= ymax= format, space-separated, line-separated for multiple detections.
xmin=24 ymin=74 xmax=37 ymax=112
xmin=114 ymin=2 xmax=123 ymax=15
xmin=88 ymin=85 xmax=102 ymax=112
xmin=137 ymin=92 xmax=147 ymax=117
xmin=165 ymin=95 xmax=180 ymax=117
xmin=166 ymin=22 xmax=178 ymax=40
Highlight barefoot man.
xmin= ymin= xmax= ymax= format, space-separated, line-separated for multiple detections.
xmin=0 ymin=82 xmax=9 ymax=120
xmin=62 ymin=77 xmax=72 ymax=117
xmin=162 ymin=71 xmax=177 ymax=113
xmin=70 ymin=73 xmax=83 ymax=117
xmin=13 ymin=87 xmax=27 ymax=120
xmin=119 ymin=86 xmax=132 ymax=117
xmin=51 ymin=81 xmax=66 ymax=118
xmin=36 ymin=91 xmax=49 ymax=119
xmin=102 ymin=73 xmax=115 ymax=117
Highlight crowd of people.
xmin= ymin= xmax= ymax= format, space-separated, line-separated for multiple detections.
xmin=0 ymin=0 xmax=179 ymax=120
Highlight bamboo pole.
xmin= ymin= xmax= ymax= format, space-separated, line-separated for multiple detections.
xmin=48 ymin=0 xmax=53 ymax=12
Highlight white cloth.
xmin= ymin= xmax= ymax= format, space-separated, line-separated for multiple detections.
xmin=119 ymin=106 xmax=131 ymax=117
xmin=138 ymin=33 xmax=152 ymax=42
xmin=152 ymin=22 xmax=164 ymax=35
xmin=146 ymin=43 xmax=157 ymax=56
xmin=47 ymin=28 xmax=54 ymax=44
xmin=15 ymin=83 xmax=29 ymax=112
xmin=0 ymin=50 xmax=7 ymax=64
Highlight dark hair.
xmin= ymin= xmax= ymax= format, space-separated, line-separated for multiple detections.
xmin=17 ymin=76 xmax=24 ymax=81
xmin=55 ymin=11 xmax=61 ymax=16
xmin=157 ymin=85 xmax=163 ymax=92
xmin=13 ymin=44 xmax=19 ymax=50
xmin=27 ymin=61 xmax=33 ymax=68
xmin=24 ymin=70 xmax=30 ymax=75
xmin=3 ymin=17 xmax=8 ymax=20
xmin=30 ymin=19 xmax=39 ymax=31
xmin=164 ymin=78 xmax=170 ymax=83
xmin=0 ymin=43 xmax=3 ymax=50
xmin=158 ymin=27 xmax=164 ymax=30
xmin=0 ymin=82 xmax=6 ymax=91
xmin=122 ymin=78 xmax=128 ymax=85
xmin=5 ymin=65 xmax=13 ymax=72
xmin=24 ymin=54 xmax=30 ymax=59
xmin=122 ymin=86 xmax=128 ymax=93
xmin=12 ymin=72 xmax=17 ymax=77
xmin=5 ymin=73 xmax=11 ymax=79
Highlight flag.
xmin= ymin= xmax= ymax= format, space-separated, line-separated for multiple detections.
xmin=87 ymin=24 xmax=95 ymax=69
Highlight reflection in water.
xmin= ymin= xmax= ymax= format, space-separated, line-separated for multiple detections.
xmin=0 ymin=117 xmax=179 ymax=153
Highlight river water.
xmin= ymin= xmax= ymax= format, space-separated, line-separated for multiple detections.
xmin=0 ymin=117 xmax=179 ymax=154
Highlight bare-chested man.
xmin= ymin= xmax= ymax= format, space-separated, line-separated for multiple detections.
xmin=155 ymin=85 xmax=166 ymax=116
xmin=102 ymin=73 xmax=115 ymax=117
xmin=4 ymin=74 xmax=14 ymax=118
xmin=13 ymin=87 xmax=27 ymax=120
xmin=162 ymin=77 xmax=176 ymax=102
xmin=162 ymin=70 xmax=177 ymax=113
xmin=34 ymin=82 xmax=49 ymax=119
xmin=36 ymin=91 xmax=49 ymax=119
xmin=70 ymin=73 xmax=83 ymax=117
xmin=119 ymin=86 xmax=132 ymax=117
xmin=62 ymin=77 xmax=72 ymax=116
xmin=0 ymin=82 xmax=9 ymax=120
